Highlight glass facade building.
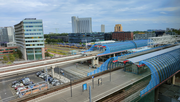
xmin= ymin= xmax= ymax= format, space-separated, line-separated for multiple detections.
xmin=68 ymin=32 xmax=104 ymax=43
xmin=0 ymin=26 xmax=14 ymax=44
xmin=14 ymin=18 xmax=45 ymax=60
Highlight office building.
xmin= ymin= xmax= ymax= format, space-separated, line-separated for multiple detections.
xmin=50 ymin=36 xmax=69 ymax=42
xmin=134 ymin=33 xmax=156 ymax=40
xmin=69 ymin=32 xmax=104 ymax=43
xmin=114 ymin=24 xmax=123 ymax=32
xmin=14 ymin=18 xmax=45 ymax=60
xmin=112 ymin=32 xmax=133 ymax=41
xmin=72 ymin=16 xmax=92 ymax=33
xmin=101 ymin=24 xmax=105 ymax=32
xmin=104 ymin=32 xmax=112 ymax=40
xmin=0 ymin=26 xmax=15 ymax=44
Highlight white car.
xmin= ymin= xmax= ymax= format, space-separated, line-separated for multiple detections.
xmin=12 ymin=83 xmax=23 ymax=88
xmin=16 ymin=87 xmax=26 ymax=92
xmin=39 ymin=73 xmax=46 ymax=78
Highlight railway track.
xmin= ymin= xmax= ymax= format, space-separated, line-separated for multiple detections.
xmin=97 ymin=77 xmax=151 ymax=102
xmin=0 ymin=55 xmax=96 ymax=77
xmin=10 ymin=66 xmax=124 ymax=102
xmin=0 ymin=54 xmax=82 ymax=70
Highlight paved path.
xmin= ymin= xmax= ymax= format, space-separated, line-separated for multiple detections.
xmin=28 ymin=69 xmax=150 ymax=102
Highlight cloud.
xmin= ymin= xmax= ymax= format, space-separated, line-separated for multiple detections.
xmin=0 ymin=0 xmax=179 ymax=33
xmin=160 ymin=12 xmax=167 ymax=14
xmin=153 ymin=7 xmax=180 ymax=11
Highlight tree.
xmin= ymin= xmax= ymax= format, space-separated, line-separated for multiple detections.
xmin=9 ymin=54 xmax=15 ymax=62
xmin=3 ymin=55 xmax=8 ymax=63
xmin=14 ymin=53 xmax=19 ymax=60
xmin=17 ymin=49 xmax=23 ymax=59
xmin=45 ymin=51 xmax=50 ymax=57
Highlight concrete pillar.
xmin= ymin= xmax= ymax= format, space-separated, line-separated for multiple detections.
xmin=51 ymin=66 xmax=55 ymax=78
xmin=91 ymin=59 xmax=95 ymax=66
xmin=172 ymin=75 xmax=175 ymax=85
xmin=33 ymin=48 xmax=36 ymax=60
xmin=113 ymin=54 xmax=115 ymax=57
xmin=95 ymin=57 xmax=99 ymax=66
xmin=155 ymin=87 xmax=159 ymax=102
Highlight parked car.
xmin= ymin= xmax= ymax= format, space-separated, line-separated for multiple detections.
xmin=39 ymin=73 xmax=46 ymax=78
xmin=49 ymin=78 xmax=54 ymax=83
xmin=43 ymin=74 xmax=50 ymax=79
xmin=21 ymin=78 xmax=33 ymax=86
xmin=36 ymin=71 xmax=44 ymax=76
xmin=44 ymin=76 xmax=52 ymax=82
xmin=12 ymin=83 xmax=23 ymax=88
xmin=51 ymin=79 xmax=60 ymax=85
xmin=16 ymin=86 xmax=26 ymax=91
xmin=12 ymin=81 xmax=20 ymax=85
xmin=54 ymin=81 xmax=61 ymax=86
xmin=15 ymin=86 xmax=24 ymax=90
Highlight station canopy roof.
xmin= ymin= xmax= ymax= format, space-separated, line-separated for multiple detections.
xmin=125 ymin=45 xmax=180 ymax=64
xmin=98 ymin=40 xmax=148 ymax=56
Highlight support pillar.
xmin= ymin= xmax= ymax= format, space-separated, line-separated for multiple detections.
xmin=95 ymin=57 xmax=99 ymax=66
xmin=113 ymin=54 xmax=115 ymax=57
xmin=51 ymin=66 xmax=55 ymax=78
xmin=91 ymin=59 xmax=95 ymax=66
xmin=172 ymin=75 xmax=175 ymax=85
xmin=155 ymin=87 xmax=159 ymax=102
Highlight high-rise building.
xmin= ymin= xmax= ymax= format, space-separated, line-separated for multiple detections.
xmin=14 ymin=18 xmax=45 ymax=60
xmin=0 ymin=26 xmax=15 ymax=43
xmin=114 ymin=24 xmax=123 ymax=32
xmin=101 ymin=24 xmax=105 ymax=32
xmin=72 ymin=16 xmax=92 ymax=33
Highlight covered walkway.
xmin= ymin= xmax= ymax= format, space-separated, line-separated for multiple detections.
xmin=85 ymin=40 xmax=148 ymax=56
xmin=123 ymin=45 xmax=180 ymax=96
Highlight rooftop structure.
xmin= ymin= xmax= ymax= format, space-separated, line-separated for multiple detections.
xmin=148 ymin=35 xmax=180 ymax=47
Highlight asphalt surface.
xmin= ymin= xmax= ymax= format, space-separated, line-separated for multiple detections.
xmin=0 ymin=63 xmax=86 ymax=102
xmin=0 ymin=72 xmax=44 ymax=102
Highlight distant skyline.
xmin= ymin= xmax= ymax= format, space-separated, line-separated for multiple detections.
xmin=0 ymin=0 xmax=180 ymax=34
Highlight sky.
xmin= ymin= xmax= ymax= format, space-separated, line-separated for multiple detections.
xmin=0 ymin=0 xmax=180 ymax=34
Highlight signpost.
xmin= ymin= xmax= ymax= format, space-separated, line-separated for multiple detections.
xmin=98 ymin=78 xmax=102 ymax=86
xmin=92 ymin=76 xmax=94 ymax=89
xmin=82 ymin=83 xmax=87 ymax=92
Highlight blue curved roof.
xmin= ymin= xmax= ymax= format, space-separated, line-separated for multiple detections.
xmin=139 ymin=48 xmax=180 ymax=97
xmin=97 ymin=40 xmax=148 ymax=56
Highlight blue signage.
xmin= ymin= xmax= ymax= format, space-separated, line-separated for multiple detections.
xmin=92 ymin=76 xmax=94 ymax=79
xmin=82 ymin=83 xmax=87 ymax=91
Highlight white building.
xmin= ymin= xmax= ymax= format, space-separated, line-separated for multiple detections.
xmin=72 ymin=16 xmax=92 ymax=33
xmin=101 ymin=24 xmax=105 ymax=32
